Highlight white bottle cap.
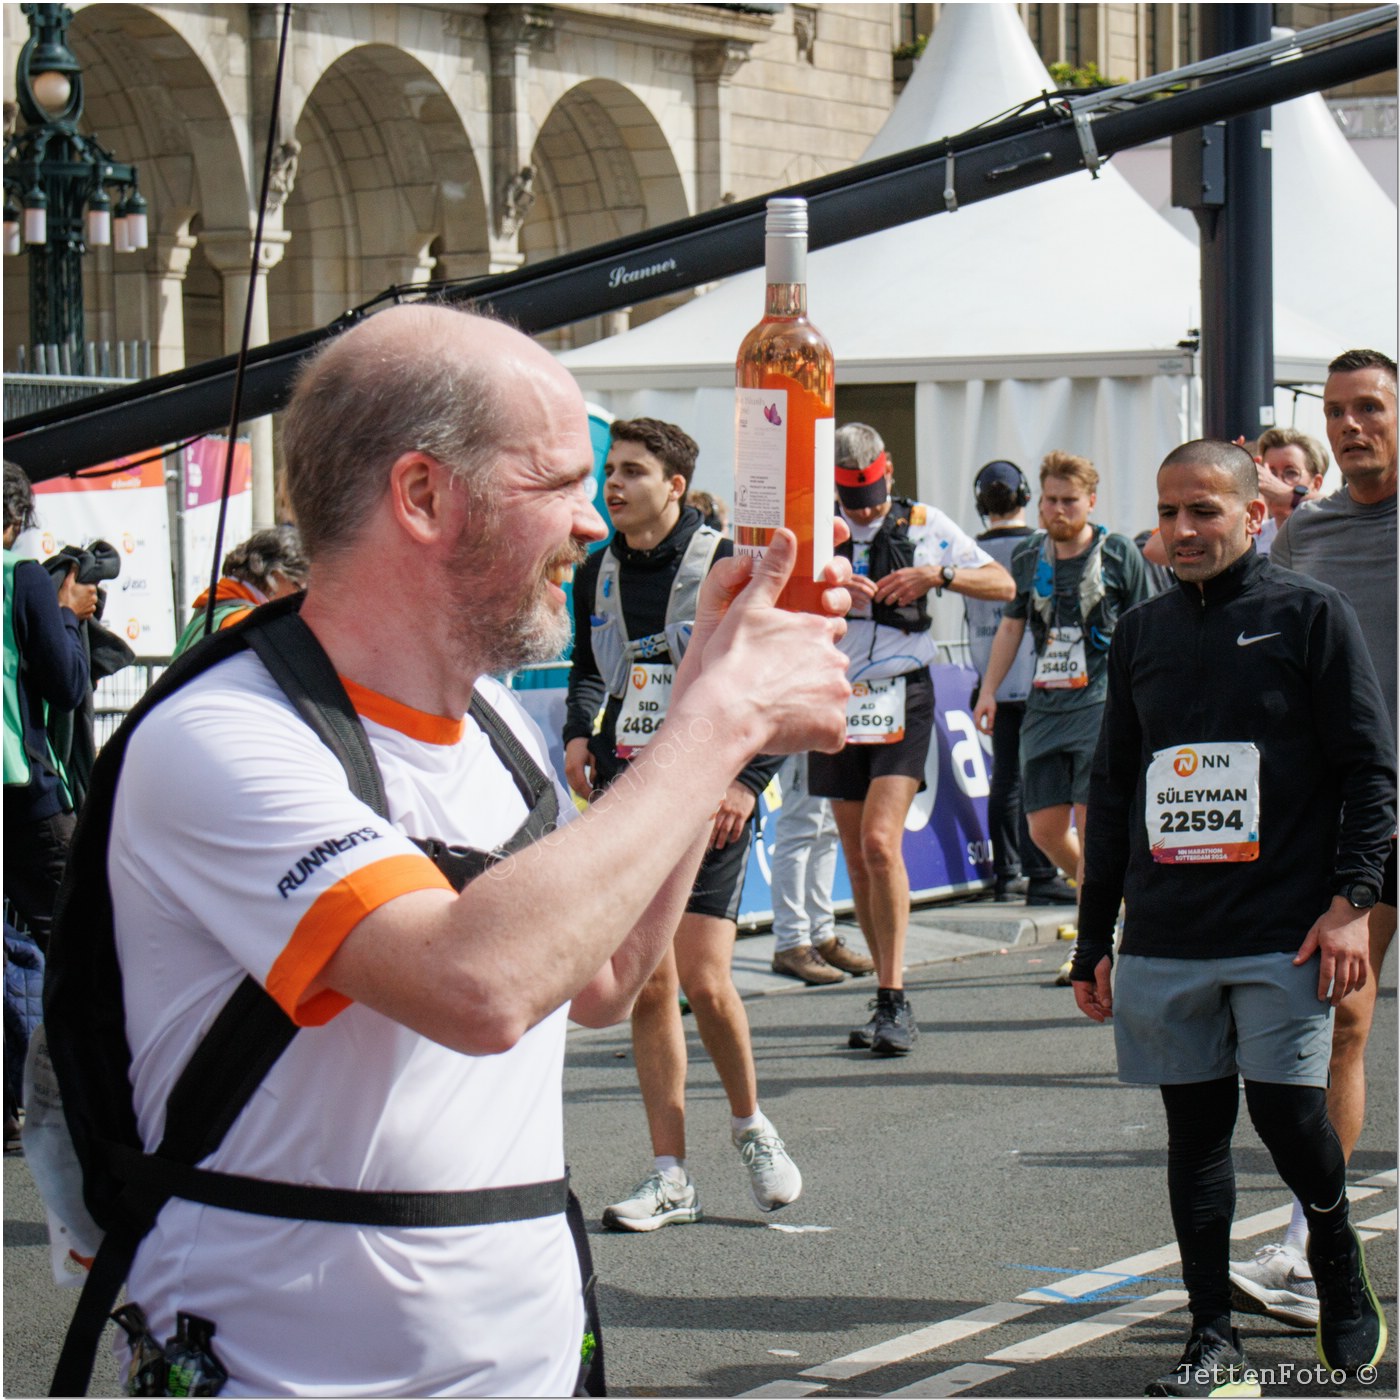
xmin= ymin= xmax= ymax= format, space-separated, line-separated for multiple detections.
xmin=765 ymin=197 xmax=807 ymax=237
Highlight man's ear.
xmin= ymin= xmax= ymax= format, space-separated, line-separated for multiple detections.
xmin=669 ymin=473 xmax=687 ymax=503
xmin=1244 ymin=497 xmax=1267 ymax=537
xmin=388 ymin=452 xmax=456 ymax=545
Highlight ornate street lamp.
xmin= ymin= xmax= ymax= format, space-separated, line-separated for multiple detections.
xmin=3 ymin=3 xmax=146 ymax=370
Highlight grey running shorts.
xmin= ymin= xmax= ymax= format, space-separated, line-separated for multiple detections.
xmin=1113 ymin=951 xmax=1333 ymax=1088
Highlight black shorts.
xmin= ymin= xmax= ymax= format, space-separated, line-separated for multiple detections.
xmin=808 ymin=668 xmax=934 ymax=801
xmin=687 ymin=819 xmax=752 ymax=921
xmin=1383 ymin=838 xmax=1397 ymax=908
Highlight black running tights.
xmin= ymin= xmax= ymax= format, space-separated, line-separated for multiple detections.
xmin=1160 ymin=1076 xmax=1346 ymax=1328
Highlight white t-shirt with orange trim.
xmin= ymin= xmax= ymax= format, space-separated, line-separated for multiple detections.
xmin=109 ymin=651 xmax=581 ymax=1398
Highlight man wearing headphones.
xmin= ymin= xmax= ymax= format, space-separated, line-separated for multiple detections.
xmin=963 ymin=461 xmax=1072 ymax=905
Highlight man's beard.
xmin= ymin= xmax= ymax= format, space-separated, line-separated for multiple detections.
xmin=1045 ymin=517 xmax=1081 ymax=542
xmin=447 ymin=525 xmax=586 ymax=676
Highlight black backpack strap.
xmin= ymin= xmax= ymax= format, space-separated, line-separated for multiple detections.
xmin=468 ymin=689 xmax=558 ymax=836
xmin=243 ymin=609 xmax=389 ymax=819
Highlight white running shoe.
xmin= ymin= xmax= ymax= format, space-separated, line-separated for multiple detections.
xmin=1228 ymin=1241 xmax=1319 ymax=1329
xmin=734 ymin=1117 xmax=803 ymax=1212
xmin=601 ymin=1170 xmax=702 ymax=1232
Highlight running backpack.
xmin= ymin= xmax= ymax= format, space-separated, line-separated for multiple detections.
xmin=39 ymin=592 xmax=604 ymax=1397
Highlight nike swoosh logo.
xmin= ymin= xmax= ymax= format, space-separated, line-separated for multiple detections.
xmin=1237 ymin=631 xmax=1281 ymax=647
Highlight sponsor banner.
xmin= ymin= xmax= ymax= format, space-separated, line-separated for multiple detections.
xmin=745 ymin=663 xmax=995 ymax=921
xmin=19 ymin=455 xmax=177 ymax=656
xmin=179 ymin=438 xmax=253 ymax=614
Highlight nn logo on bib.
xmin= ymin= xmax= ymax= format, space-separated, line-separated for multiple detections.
xmin=1173 ymin=747 xmax=1233 ymax=778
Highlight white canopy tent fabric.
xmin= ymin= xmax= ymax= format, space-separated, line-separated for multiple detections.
xmin=559 ymin=2 xmax=1339 ymax=616
xmin=1114 ymin=57 xmax=1397 ymax=362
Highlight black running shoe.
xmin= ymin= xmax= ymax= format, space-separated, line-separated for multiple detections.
xmin=1309 ymin=1221 xmax=1388 ymax=1376
xmin=870 ymin=998 xmax=918 ymax=1056
xmin=1026 ymin=875 xmax=1078 ymax=905
xmin=848 ymin=1000 xmax=879 ymax=1049
xmin=1143 ymin=1326 xmax=1260 ymax=1397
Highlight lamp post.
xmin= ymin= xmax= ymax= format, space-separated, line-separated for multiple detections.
xmin=3 ymin=2 xmax=146 ymax=371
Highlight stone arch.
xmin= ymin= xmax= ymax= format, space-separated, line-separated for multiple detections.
xmin=269 ymin=44 xmax=488 ymax=341
xmin=523 ymin=78 xmax=689 ymax=258
xmin=3 ymin=3 xmax=247 ymax=369
xmin=523 ymin=79 xmax=689 ymax=347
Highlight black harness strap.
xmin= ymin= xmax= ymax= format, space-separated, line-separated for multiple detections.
xmin=51 ymin=600 xmax=599 ymax=1397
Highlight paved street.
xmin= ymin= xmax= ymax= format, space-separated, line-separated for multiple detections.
xmin=4 ymin=902 xmax=1395 ymax=1398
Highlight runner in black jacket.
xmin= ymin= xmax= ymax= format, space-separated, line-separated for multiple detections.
xmin=1073 ymin=441 xmax=1393 ymax=1396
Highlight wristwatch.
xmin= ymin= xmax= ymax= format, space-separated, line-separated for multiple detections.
xmin=1288 ymin=484 xmax=1309 ymax=510
xmin=1338 ymin=880 xmax=1379 ymax=910
xmin=937 ymin=564 xmax=957 ymax=593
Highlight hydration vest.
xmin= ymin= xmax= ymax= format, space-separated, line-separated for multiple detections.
xmin=837 ymin=497 xmax=932 ymax=634
xmin=590 ymin=525 xmax=722 ymax=697
xmin=1025 ymin=525 xmax=1118 ymax=654
xmin=40 ymin=594 xmax=604 ymax=1397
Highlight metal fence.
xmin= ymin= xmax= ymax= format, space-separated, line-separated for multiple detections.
xmin=4 ymin=368 xmax=138 ymax=420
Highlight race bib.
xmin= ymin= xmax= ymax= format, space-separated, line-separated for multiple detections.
xmin=845 ymin=675 xmax=905 ymax=745
xmin=1146 ymin=741 xmax=1260 ymax=864
xmin=1034 ymin=627 xmax=1089 ymax=689
xmin=617 ymin=663 xmax=673 ymax=758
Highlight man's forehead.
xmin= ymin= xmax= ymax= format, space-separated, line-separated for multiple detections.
xmin=1158 ymin=461 xmax=1233 ymax=496
xmin=1324 ymin=367 xmax=1397 ymax=403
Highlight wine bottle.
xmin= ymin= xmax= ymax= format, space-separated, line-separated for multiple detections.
xmin=733 ymin=196 xmax=836 ymax=614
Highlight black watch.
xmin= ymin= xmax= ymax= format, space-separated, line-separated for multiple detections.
xmin=1288 ymin=484 xmax=1309 ymax=511
xmin=938 ymin=564 xmax=957 ymax=592
xmin=1338 ymin=880 xmax=1378 ymax=910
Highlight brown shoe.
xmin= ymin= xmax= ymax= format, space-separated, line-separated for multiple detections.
xmin=814 ymin=935 xmax=875 ymax=976
xmin=771 ymin=945 xmax=846 ymax=985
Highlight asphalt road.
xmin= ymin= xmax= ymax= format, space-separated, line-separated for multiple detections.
xmin=4 ymin=925 xmax=1395 ymax=1399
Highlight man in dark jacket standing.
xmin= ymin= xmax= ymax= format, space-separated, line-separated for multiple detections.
xmin=3 ymin=462 xmax=97 ymax=952
xmin=1074 ymin=440 xmax=1393 ymax=1396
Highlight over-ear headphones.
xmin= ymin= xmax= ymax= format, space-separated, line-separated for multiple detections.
xmin=974 ymin=459 xmax=1031 ymax=516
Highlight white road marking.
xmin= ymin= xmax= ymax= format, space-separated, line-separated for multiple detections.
xmin=1359 ymin=1168 xmax=1397 ymax=1188
xmin=986 ymin=1290 xmax=1188 ymax=1363
xmin=882 ymin=1362 xmax=1015 ymax=1397
xmin=799 ymin=1303 xmax=1038 ymax=1381
xmin=737 ymin=1383 xmax=827 ymax=1398
xmin=1356 ymin=1208 xmax=1396 ymax=1232
xmin=1017 ymin=1186 xmax=1382 ymax=1303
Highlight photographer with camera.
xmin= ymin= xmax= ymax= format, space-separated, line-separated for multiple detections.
xmin=3 ymin=461 xmax=97 ymax=954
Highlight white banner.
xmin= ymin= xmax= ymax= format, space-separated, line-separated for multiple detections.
xmin=17 ymin=455 xmax=177 ymax=657
xmin=179 ymin=438 xmax=253 ymax=614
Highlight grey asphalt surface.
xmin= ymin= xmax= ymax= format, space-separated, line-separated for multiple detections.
xmin=4 ymin=899 xmax=1395 ymax=1398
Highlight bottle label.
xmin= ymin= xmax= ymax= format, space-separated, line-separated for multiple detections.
xmin=812 ymin=417 xmax=834 ymax=583
xmin=734 ymin=387 xmax=787 ymax=556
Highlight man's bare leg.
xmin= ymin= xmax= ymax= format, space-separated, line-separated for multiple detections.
xmin=629 ymin=945 xmax=689 ymax=1159
xmin=673 ymin=912 xmax=757 ymax=1119
xmin=1329 ymin=905 xmax=1396 ymax=1158
xmin=1027 ymin=802 xmax=1086 ymax=888
xmin=832 ymin=775 xmax=920 ymax=988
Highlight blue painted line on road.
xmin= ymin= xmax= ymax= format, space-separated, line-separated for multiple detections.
xmin=1002 ymin=1263 xmax=1185 ymax=1304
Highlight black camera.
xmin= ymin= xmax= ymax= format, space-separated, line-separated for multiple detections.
xmin=42 ymin=540 xmax=122 ymax=587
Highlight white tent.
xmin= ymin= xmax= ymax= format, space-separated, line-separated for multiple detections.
xmin=1113 ymin=49 xmax=1397 ymax=365
xmin=559 ymin=2 xmax=1340 ymax=616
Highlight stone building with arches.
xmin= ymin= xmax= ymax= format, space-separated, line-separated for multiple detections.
xmin=3 ymin=3 xmax=1389 ymax=521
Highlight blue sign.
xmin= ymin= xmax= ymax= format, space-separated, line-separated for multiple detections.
xmin=513 ymin=662 xmax=996 ymax=925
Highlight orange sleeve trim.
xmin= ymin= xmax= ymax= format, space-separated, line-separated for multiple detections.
xmin=266 ymin=853 xmax=454 ymax=1027
xmin=338 ymin=675 xmax=466 ymax=746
